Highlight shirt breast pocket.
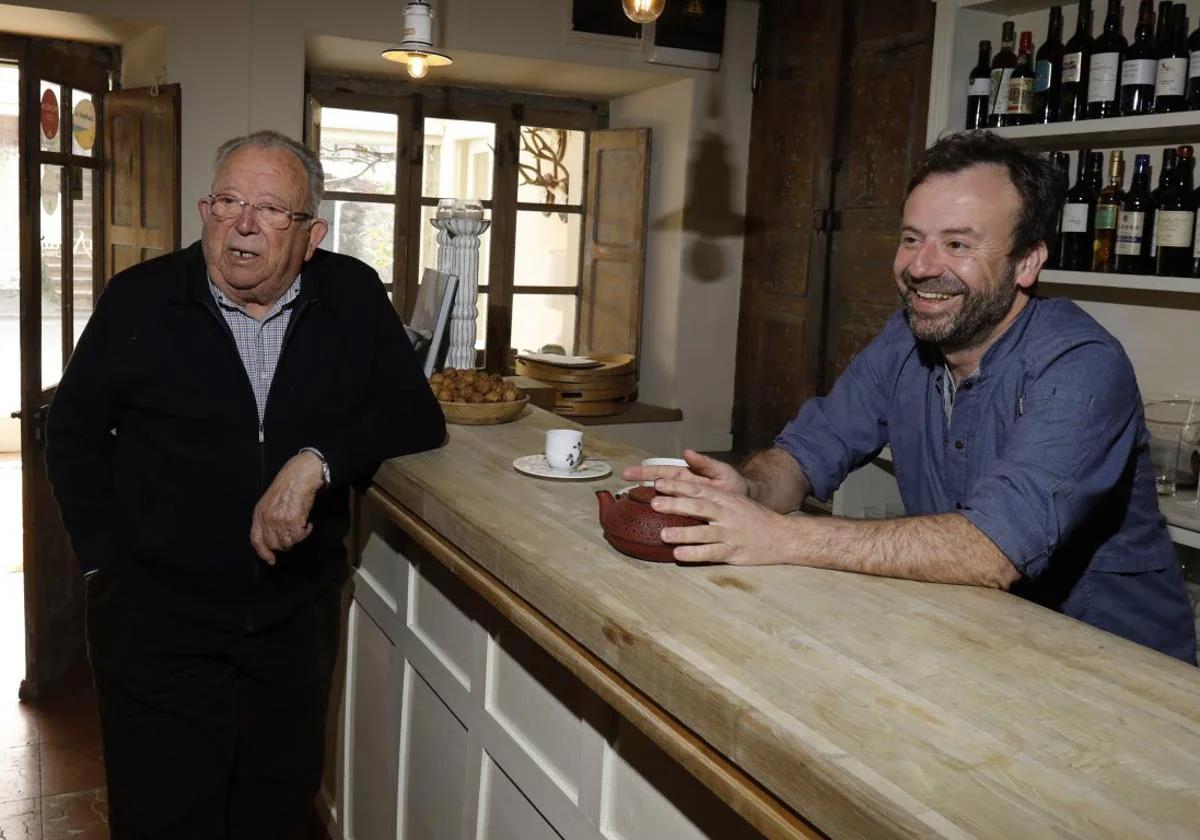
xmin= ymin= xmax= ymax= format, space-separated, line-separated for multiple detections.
xmin=1014 ymin=382 xmax=1096 ymax=477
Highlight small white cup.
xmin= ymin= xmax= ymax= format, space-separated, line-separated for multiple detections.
xmin=639 ymin=456 xmax=689 ymax=486
xmin=546 ymin=429 xmax=584 ymax=471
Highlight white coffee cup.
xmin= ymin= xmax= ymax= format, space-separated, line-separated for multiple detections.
xmin=639 ymin=457 xmax=689 ymax=486
xmin=545 ymin=429 xmax=584 ymax=471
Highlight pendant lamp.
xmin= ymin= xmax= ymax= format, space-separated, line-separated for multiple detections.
xmin=381 ymin=0 xmax=453 ymax=80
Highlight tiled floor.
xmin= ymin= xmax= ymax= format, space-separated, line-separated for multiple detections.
xmin=0 ymin=455 xmax=108 ymax=839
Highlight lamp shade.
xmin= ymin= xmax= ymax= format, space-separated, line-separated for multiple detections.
xmin=381 ymin=0 xmax=453 ymax=78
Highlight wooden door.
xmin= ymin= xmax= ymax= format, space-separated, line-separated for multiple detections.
xmin=18 ymin=38 xmax=114 ymax=700
xmin=732 ymin=0 xmax=847 ymax=453
xmin=103 ymin=84 xmax=181 ymax=279
xmin=577 ymin=128 xmax=651 ymax=360
xmin=822 ymin=0 xmax=934 ymax=386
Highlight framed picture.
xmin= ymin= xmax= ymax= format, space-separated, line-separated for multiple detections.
xmin=645 ymin=0 xmax=726 ymax=70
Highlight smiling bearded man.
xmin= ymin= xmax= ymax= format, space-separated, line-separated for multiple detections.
xmin=624 ymin=131 xmax=1196 ymax=665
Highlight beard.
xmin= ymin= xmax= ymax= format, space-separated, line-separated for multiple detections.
xmin=901 ymin=260 xmax=1018 ymax=352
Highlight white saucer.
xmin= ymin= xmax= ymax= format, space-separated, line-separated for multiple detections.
xmin=512 ymin=454 xmax=612 ymax=481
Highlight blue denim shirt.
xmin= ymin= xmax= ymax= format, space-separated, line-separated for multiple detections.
xmin=776 ymin=297 xmax=1196 ymax=663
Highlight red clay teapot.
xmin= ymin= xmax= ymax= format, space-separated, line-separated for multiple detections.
xmin=595 ymin=485 xmax=704 ymax=562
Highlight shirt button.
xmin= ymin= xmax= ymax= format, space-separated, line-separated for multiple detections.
xmin=961 ymin=382 xmax=973 ymax=390
xmin=954 ymin=440 xmax=965 ymax=450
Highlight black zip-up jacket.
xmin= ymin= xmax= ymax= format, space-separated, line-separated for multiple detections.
xmin=46 ymin=242 xmax=446 ymax=631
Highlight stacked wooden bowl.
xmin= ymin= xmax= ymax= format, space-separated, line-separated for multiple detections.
xmin=514 ymin=354 xmax=636 ymax=417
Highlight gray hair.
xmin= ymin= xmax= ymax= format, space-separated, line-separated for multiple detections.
xmin=212 ymin=130 xmax=325 ymax=217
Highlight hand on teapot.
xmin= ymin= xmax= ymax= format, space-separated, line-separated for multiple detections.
xmin=621 ymin=449 xmax=749 ymax=498
xmin=650 ymin=478 xmax=788 ymax=566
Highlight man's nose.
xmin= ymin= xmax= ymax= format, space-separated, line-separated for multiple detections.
xmin=234 ymin=204 xmax=260 ymax=234
xmin=908 ymin=239 xmax=943 ymax=279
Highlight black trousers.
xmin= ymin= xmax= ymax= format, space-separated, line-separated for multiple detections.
xmin=85 ymin=571 xmax=342 ymax=840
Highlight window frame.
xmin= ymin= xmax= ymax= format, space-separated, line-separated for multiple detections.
xmin=307 ymin=79 xmax=605 ymax=372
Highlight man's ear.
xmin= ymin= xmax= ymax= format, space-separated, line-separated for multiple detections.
xmin=304 ymin=218 xmax=329 ymax=261
xmin=1015 ymin=241 xmax=1047 ymax=289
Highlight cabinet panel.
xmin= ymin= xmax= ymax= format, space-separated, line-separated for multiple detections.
xmin=600 ymin=718 xmax=760 ymax=840
xmin=478 ymin=753 xmax=565 ymax=840
xmin=400 ymin=664 xmax=474 ymax=839
xmin=486 ymin=622 xmax=586 ymax=803
xmin=358 ymin=507 xmax=407 ymax=612
xmin=345 ymin=602 xmax=401 ymax=840
xmin=410 ymin=552 xmax=481 ymax=690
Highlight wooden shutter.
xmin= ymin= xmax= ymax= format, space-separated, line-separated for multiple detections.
xmin=103 ymin=83 xmax=180 ymax=281
xmin=578 ymin=127 xmax=651 ymax=358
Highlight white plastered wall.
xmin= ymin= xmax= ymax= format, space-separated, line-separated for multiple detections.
xmin=3 ymin=0 xmax=760 ymax=455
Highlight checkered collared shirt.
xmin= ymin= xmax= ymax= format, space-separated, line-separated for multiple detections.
xmin=208 ymin=276 xmax=302 ymax=422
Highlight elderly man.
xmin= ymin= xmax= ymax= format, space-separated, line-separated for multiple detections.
xmin=631 ymin=131 xmax=1195 ymax=664
xmin=46 ymin=130 xmax=445 ymax=837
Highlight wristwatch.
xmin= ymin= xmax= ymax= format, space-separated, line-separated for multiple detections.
xmin=299 ymin=446 xmax=331 ymax=487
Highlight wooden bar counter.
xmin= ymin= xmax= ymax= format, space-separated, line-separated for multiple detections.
xmin=326 ymin=406 xmax=1200 ymax=840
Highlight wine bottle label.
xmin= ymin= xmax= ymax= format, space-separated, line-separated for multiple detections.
xmin=1063 ymin=52 xmax=1083 ymax=83
xmin=1155 ymin=210 xmax=1195 ymax=247
xmin=1120 ymin=58 xmax=1156 ymax=87
xmin=1095 ymin=203 xmax=1118 ymax=230
xmin=1150 ymin=209 xmax=1158 ymax=257
xmin=1061 ymin=203 xmax=1089 ymax=233
xmin=1087 ymin=52 xmax=1120 ymax=102
xmin=1116 ymin=211 xmax=1145 ymax=255
xmin=1007 ymin=78 xmax=1034 ymax=114
xmin=991 ymin=68 xmax=1014 ymax=115
xmin=969 ymin=78 xmax=991 ymax=96
xmin=1193 ymin=216 xmax=1200 ymax=258
xmin=1034 ymin=60 xmax=1053 ymax=92
xmin=1156 ymin=58 xmax=1187 ymax=96
xmin=1191 ymin=51 xmax=1200 ymax=79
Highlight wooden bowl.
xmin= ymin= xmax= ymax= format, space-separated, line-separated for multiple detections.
xmin=439 ymin=395 xmax=529 ymax=425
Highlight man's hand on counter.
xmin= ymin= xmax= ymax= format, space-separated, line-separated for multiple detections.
xmin=650 ymin=478 xmax=1021 ymax=589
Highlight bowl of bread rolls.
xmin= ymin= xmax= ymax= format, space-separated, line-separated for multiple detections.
xmin=430 ymin=369 xmax=528 ymax=425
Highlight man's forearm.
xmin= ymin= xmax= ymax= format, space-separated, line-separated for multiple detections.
xmin=742 ymin=448 xmax=811 ymax=513
xmin=778 ymin=511 xmax=1020 ymax=589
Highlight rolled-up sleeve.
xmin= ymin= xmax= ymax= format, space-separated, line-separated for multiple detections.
xmin=774 ymin=317 xmax=903 ymax=501
xmin=960 ymin=340 xmax=1141 ymax=580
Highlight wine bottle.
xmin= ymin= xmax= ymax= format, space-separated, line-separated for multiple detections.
xmin=1146 ymin=147 xmax=1178 ymax=266
xmin=989 ymin=21 xmax=1019 ymax=127
xmin=1060 ymin=0 xmax=1094 ymax=121
xmin=1047 ymin=151 xmax=1072 ymax=269
xmin=1004 ymin=31 xmax=1037 ymax=125
xmin=967 ymin=41 xmax=993 ymax=129
xmin=1184 ymin=9 xmax=1200 ymax=108
xmin=1034 ymin=7 xmax=1065 ymax=123
xmin=1156 ymin=145 xmax=1195 ymax=277
xmin=1093 ymin=151 xmax=1125 ymax=271
xmin=1117 ymin=154 xmax=1154 ymax=274
xmin=1060 ymin=151 xmax=1101 ymax=270
xmin=1120 ymin=1 xmax=1157 ymax=116
xmin=1155 ymin=3 xmax=1188 ymax=111
xmin=1087 ymin=0 xmax=1126 ymax=119
xmin=1155 ymin=1 xmax=1174 ymax=55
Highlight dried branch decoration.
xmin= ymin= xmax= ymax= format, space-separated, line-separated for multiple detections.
xmin=320 ymin=142 xmax=396 ymax=190
xmin=518 ymin=128 xmax=570 ymax=212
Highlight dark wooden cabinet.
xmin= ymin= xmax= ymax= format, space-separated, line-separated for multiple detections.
xmin=733 ymin=0 xmax=933 ymax=453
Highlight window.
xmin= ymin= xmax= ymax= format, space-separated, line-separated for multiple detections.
xmin=307 ymin=88 xmax=606 ymax=371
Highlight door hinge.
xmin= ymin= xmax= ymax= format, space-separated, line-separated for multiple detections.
xmin=751 ymin=59 xmax=762 ymax=94
xmin=811 ymin=210 xmax=841 ymax=233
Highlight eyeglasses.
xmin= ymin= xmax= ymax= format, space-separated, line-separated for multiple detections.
xmin=205 ymin=193 xmax=314 ymax=230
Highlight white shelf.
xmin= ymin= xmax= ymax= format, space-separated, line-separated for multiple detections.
xmin=959 ymin=0 xmax=1065 ymax=13
xmin=1162 ymin=497 xmax=1200 ymax=549
xmin=1040 ymin=269 xmax=1200 ymax=293
xmin=991 ymin=112 xmax=1200 ymax=151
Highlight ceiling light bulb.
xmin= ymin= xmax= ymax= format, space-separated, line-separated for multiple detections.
xmin=621 ymin=0 xmax=666 ymax=24
xmin=407 ymin=55 xmax=429 ymax=79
